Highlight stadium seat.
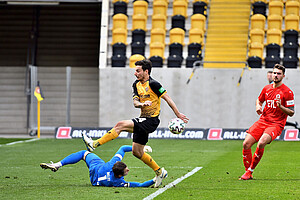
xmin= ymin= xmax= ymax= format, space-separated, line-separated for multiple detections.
xmin=252 ymin=1 xmax=267 ymax=17
xmin=250 ymin=28 xmax=265 ymax=44
xmin=132 ymin=14 xmax=147 ymax=31
xmin=191 ymin=14 xmax=206 ymax=31
xmin=189 ymin=28 xmax=204 ymax=44
xmin=131 ymin=41 xmax=146 ymax=56
xmin=265 ymin=55 xmax=281 ymax=68
xmin=251 ymin=14 xmax=266 ymax=30
xmin=150 ymin=42 xmax=165 ymax=59
xmin=131 ymin=29 xmax=146 ymax=44
xmin=285 ymin=15 xmax=299 ymax=31
xmin=186 ymin=55 xmax=201 ymax=68
xmin=112 ymin=14 xmax=128 ymax=30
xmin=152 ymin=14 xmax=167 ymax=30
xmin=153 ymin=1 xmax=168 ymax=16
xmin=285 ymin=1 xmax=300 ymax=16
xmin=169 ymin=42 xmax=183 ymax=58
xmin=267 ymin=15 xmax=282 ymax=30
xmin=113 ymin=1 xmax=127 ymax=16
xmin=284 ymin=29 xmax=298 ymax=44
xmin=111 ymin=54 xmax=127 ymax=67
xmin=133 ymin=0 xmax=148 ymax=16
xmin=247 ymin=56 xmax=262 ymax=68
xmin=167 ymin=54 xmax=183 ymax=68
xmin=151 ymin=28 xmax=166 ymax=44
xmin=266 ymin=43 xmax=280 ymax=57
xmin=193 ymin=1 xmax=207 ymax=16
xmin=173 ymin=0 xmax=188 ymax=18
xmin=282 ymin=55 xmax=298 ymax=68
xmin=266 ymin=29 xmax=282 ymax=45
xmin=112 ymin=28 xmax=127 ymax=45
xmin=268 ymin=1 xmax=284 ymax=16
xmin=248 ymin=42 xmax=264 ymax=58
xmin=284 ymin=42 xmax=298 ymax=58
xmin=149 ymin=56 xmax=163 ymax=67
xmin=188 ymin=42 xmax=202 ymax=57
xmin=129 ymin=54 xmax=145 ymax=68
xmin=169 ymin=28 xmax=185 ymax=45
xmin=112 ymin=42 xmax=126 ymax=56
xmin=171 ymin=15 xmax=186 ymax=30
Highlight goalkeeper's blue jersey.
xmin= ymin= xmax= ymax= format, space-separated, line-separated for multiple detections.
xmin=86 ymin=145 xmax=154 ymax=187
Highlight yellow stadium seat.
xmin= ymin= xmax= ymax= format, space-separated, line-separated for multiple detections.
xmin=266 ymin=29 xmax=282 ymax=45
xmin=153 ymin=1 xmax=168 ymax=16
xmin=191 ymin=14 xmax=206 ymax=31
xmin=133 ymin=0 xmax=148 ymax=16
xmin=112 ymin=13 xmax=128 ymax=30
xmin=189 ymin=28 xmax=204 ymax=44
xmin=151 ymin=28 xmax=166 ymax=44
xmin=286 ymin=1 xmax=300 ymax=16
xmin=113 ymin=0 xmax=129 ymax=3
xmin=251 ymin=14 xmax=266 ymax=30
xmin=132 ymin=14 xmax=147 ymax=31
xmin=169 ymin=28 xmax=185 ymax=45
xmin=112 ymin=28 xmax=127 ymax=45
xmin=250 ymin=28 xmax=265 ymax=44
xmin=154 ymin=0 xmax=169 ymax=3
xmin=173 ymin=1 xmax=188 ymax=18
xmin=150 ymin=42 xmax=165 ymax=58
xmin=285 ymin=14 xmax=299 ymax=31
xmin=267 ymin=15 xmax=282 ymax=30
xmin=129 ymin=54 xmax=145 ymax=68
xmin=268 ymin=1 xmax=284 ymax=16
xmin=152 ymin=14 xmax=167 ymax=30
xmin=249 ymin=42 xmax=264 ymax=58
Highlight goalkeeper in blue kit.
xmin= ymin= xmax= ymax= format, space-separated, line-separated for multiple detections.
xmin=40 ymin=145 xmax=155 ymax=187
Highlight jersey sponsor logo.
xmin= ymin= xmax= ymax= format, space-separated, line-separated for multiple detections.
xmin=56 ymin=127 xmax=72 ymax=139
xmin=207 ymin=128 xmax=223 ymax=140
xmin=159 ymin=87 xmax=166 ymax=93
xmin=267 ymin=100 xmax=276 ymax=108
xmin=284 ymin=129 xmax=299 ymax=141
xmin=286 ymin=100 xmax=294 ymax=106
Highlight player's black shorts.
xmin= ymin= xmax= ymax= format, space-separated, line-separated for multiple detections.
xmin=132 ymin=116 xmax=160 ymax=145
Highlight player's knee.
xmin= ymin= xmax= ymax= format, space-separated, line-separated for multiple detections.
xmin=243 ymin=141 xmax=252 ymax=149
xmin=257 ymin=141 xmax=267 ymax=149
xmin=114 ymin=121 xmax=126 ymax=132
xmin=132 ymin=150 xmax=142 ymax=159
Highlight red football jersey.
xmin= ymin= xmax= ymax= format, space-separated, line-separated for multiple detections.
xmin=258 ymin=83 xmax=294 ymax=127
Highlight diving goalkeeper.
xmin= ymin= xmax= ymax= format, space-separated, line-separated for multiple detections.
xmin=40 ymin=145 xmax=156 ymax=187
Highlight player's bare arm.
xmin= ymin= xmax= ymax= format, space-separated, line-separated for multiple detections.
xmin=161 ymin=93 xmax=189 ymax=123
xmin=133 ymin=98 xmax=152 ymax=108
xmin=256 ymin=99 xmax=263 ymax=115
xmin=275 ymin=97 xmax=295 ymax=117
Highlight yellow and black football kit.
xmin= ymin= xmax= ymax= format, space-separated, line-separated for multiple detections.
xmin=131 ymin=76 xmax=167 ymax=145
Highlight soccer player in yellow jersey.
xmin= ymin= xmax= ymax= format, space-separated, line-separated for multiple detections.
xmin=83 ymin=59 xmax=189 ymax=187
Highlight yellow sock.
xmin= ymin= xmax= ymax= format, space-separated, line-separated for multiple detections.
xmin=94 ymin=128 xmax=119 ymax=147
xmin=140 ymin=153 xmax=160 ymax=172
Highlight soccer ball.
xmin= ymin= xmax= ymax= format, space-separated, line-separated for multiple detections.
xmin=168 ymin=118 xmax=185 ymax=134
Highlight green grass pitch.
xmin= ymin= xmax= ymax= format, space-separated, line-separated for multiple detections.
xmin=0 ymin=138 xmax=300 ymax=200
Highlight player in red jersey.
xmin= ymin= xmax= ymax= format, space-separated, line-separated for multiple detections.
xmin=240 ymin=64 xmax=295 ymax=180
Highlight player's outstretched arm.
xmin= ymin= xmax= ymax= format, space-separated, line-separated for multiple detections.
xmin=124 ymin=179 xmax=155 ymax=187
xmin=161 ymin=93 xmax=189 ymax=123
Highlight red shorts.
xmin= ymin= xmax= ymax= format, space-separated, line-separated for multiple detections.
xmin=247 ymin=119 xmax=284 ymax=141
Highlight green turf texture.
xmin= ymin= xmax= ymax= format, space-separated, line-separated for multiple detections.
xmin=0 ymin=138 xmax=299 ymax=200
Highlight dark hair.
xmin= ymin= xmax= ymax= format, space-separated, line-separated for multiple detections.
xmin=112 ymin=161 xmax=127 ymax=177
xmin=135 ymin=59 xmax=152 ymax=75
xmin=274 ymin=64 xmax=285 ymax=75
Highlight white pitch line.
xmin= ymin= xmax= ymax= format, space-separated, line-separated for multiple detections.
xmin=144 ymin=167 xmax=203 ymax=200
xmin=0 ymin=138 xmax=39 ymax=147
